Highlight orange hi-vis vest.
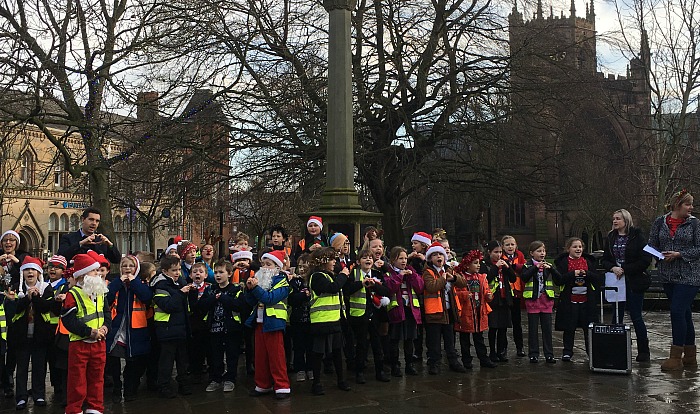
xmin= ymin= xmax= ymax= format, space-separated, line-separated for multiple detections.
xmin=423 ymin=268 xmax=462 ymax=315
xmin=233 ymin=269 xmax=255 ymax=284
xmin=110 ymin=291 xmax=149 ymax=329
xmin=503 ymin=252 xmax=526 ymax=292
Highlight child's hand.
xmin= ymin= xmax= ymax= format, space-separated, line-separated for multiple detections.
xmin=374 ymin=259 xmax=384 ymax=268
xmin=340 ymin=267 xmax=350 ymax=276
xmin=180 ymin=285 xmax=192 ymax=293
xmin=496 ymin=259 xmax=508 ymax=268
xmin=55 ymin=293 xmax=66 ymax=302
xmin=247 ymin=277 xmax=259 ymax=289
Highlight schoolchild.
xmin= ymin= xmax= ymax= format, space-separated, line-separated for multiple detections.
xmin=289 ymin=254 xmax=313 ymax=382
xmin=187 ymin=262 xmax=211 ymax=384
xmin=292 ymin=216 xmax=328 ymax=267
xmin=483 ymin=241 xmax=516 ymax=362
xmin=521 ymin=241 xmax=561 ymax=363
xmin=501 ymin=235 xmax=527 ymax=357
xmin=453 ymin=250 xmax=496 ymax=369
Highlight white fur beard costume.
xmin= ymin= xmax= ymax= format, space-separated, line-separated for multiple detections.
xmin=81 ymin=275 xmax=109 ymax=299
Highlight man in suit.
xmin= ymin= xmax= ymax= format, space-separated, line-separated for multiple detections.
xmin=57 ymin=207 xmax=121 ymax=263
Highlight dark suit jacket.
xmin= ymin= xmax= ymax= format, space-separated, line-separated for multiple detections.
xmin=57 ymin=230 xmax=121 ymax=263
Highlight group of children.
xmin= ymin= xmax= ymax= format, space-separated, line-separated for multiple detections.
xmin=0 ymin=219 xmax=609 ymax=409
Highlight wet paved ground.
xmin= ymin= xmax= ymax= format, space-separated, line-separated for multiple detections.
xmin=3 ymin=309 xmax=700 ymax=413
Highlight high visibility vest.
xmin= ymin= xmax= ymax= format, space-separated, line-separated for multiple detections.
xmin=68 ymin=287 xmax=105 ymax=342
xmin=522 ymin=264 xmax=556 ymax=299
xmin=503 ymin=253 xmax=526 ymax=292
xmin=0 ymin=303 xmax=7 ymax=341
xmin=423 ymin=268 xmax=461 ymax=315
xmin=347 ymin=268 xmax=368 ymax=317
xmin=263 ymin=278 xmax=289 ymax=322
xmin=386 ymin=270 xmax=420 ymax=311
xmin=111 ymin=291 xmax=149 ymax=329
xmin=12 ymin=286 xmax=54 ymax=324
xmin=233 ymin=269 xmax=254 ymax=284
xmin=153 ymin=288 xmax=171 ymax=323
xmin=309 ymin=272 xmax=342 ymax=323
xmin=203 ymin=289 xmax=244 ymax=324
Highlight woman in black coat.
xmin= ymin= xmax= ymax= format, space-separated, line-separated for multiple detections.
xmin=601 ymin=209 xmax=652 ymax=362
xmin=554 ymin=238 xmax=603 ymax=361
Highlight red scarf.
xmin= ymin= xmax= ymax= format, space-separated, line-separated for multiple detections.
xmin=667 ymin=216 xmax=685 ymax=238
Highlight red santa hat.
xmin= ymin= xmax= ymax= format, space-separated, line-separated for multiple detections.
xmin=231 ymin=250 xmax=253 ymax=261
xmin=307 ymin=216 xmax=323 ymax=230
xmin=261 ymin=250 xmax=286 ymax=269
xmin=411 ymin=232 xmax=432 ymax=246
xmin=371 ymin=293 xmax=391 ymax=308
xmin=425 ymin=242 xmax=447 ymax=260
xmin=72 ymin=253 xmax=100 ymax=278
xmin=87 ymin=250 xmax=110 ymax=270
xmin=20 ymin=256 xmax=43 ymax=276
xmin=173 ymin=235 xmax=183 ymax=244
xmin=48 ymin=255 xmax=68 ymax=269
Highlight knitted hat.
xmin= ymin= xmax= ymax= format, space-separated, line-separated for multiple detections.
xmin=425 ymin=242 xmax=447 ymax=260
xmin=48 ymin=255 xmax=68 ymax=269
xmin=72 ymin=253 xmax=100 ymax=278
xmin=411 ymin=232 xmax=432 ymax=246
xmin=329 ymin=233 xmax=348 ymax=250
xmin=307 ymin=216 xmax=323 ymax=230
xmin=124 ymin=255 xmax=141 ymax=278
xmin=177 ymin=241 xmax=197 ymax=257
xmin=165 ymin=244 xmax=178 ymax=255
xmin=261 ymin=250 xmax=285 ymax=269
xmin=231 ymin=250 xmax=253 ymax=261
xmin=0 ymin=230 xmax=20 ymax=245
xmin=87 ymin=250 xmax=110 ymax=270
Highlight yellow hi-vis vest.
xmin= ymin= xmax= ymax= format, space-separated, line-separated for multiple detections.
xmin=68 ymin=287 xmax=105 ymax=342
xmin=347 ymin=268 xmax=368 ymax=317
xmin=386 ymin=271 xmax=420 ymax=311
xmin=0 ymin=303 xmax=7 ymax=341
xmin=153 ymin=288 xmax=171 ymax=323
xmin=522 ymin=266 xmax=556 ymax=299
xmin=309 ymin=272 xmax=342 ymax=324
xmin=263 ymin=277 xmax=289 ymax=322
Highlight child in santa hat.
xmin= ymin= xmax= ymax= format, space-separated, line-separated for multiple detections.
xmin=9 ymin=256 xmax=54 ymax=410
xmin=61 ymin=253 xmax=111 ymax=414
xmin=292 ymin=216 xmax=328 ymax=267
xmin=244 ymin=249 xmax=291 ymax=399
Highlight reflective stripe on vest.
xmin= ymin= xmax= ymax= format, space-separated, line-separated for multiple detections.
xmin=153 ymin=289 xmax=170 ymax=323
xmin=422 ymin=268 xmax=461 ymax=315
xmin=11 ymin=310 xmax=51 ymax=324
xmin=264 ymin=278 xmax=289 ymax=322
xmin=522 ymin=278 xmax=556 ymax=299
xmin=68 ymin=287 xmax=105 ymax=342
xmin=386 ymin=271 xmax=420 ymax=311
xmin=0 ymin=306 xmax=6 ymax=341
xmin=348 ymin=269 xmax=367 ymax=317
xmin=309 ymin=272 xmax=341 ymax=323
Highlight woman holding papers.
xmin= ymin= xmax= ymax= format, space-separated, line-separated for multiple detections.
xmin=602 ymin=209 xmax=652 ymax=362
xmin=648 ymin=189 xmax=700 ymax=371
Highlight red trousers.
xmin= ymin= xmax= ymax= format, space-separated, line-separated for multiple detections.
xmin=66 ymin=340 xmax=106 ymax=414
xmin=254 ymin=325 xmax=290 ymax=393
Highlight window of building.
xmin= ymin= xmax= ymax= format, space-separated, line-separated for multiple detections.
xmin=59 ymin=214 xmax=69 ymax=232
xmin=20 ymin=151 xmax=34 ymax=185
xmin=54 ymin=162 xmax=63 ymax=188
xmin=48 ymin=213 xmax=60 ymax=254
xmin=505 ymin=198 xmax=526 ymax=228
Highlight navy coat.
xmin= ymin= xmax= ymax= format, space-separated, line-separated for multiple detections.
xmin=106 ymin=276 xmax=154 ymax=357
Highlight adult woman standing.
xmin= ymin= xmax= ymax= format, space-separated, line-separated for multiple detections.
xmin=648 ymin=189 xmax=700 ymax=371
xmin=602 ymin=209 xmax=652 ymax=362
xmin=0 ymin=231 xmax=29 ymax=287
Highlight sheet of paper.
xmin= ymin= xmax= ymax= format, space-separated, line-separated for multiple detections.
xmin=605 ymin=272 xmax=627 ymax=302
xmin=643 ymin=244 xmax=665 ymax=260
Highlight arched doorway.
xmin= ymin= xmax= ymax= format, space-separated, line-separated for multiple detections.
xmin=18 ymin=226 xmax=41 ymax=258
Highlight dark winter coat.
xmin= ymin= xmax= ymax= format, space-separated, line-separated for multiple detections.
xmin=288 ymin=276 xmax=311 ymax=326
xmin=8 ymin=282 xmax=55 ymax=347
xmin=151 ymin=274 xmax=191 ymax=341
xmin=648 ymin=214 xmax=700 ymax=286
xmin=198 ymin=282 xmax=249 ymax=334
xmin=106 ymin=276 xmax=154 ymax=357
xmin=553 ymin=253 xmax=604 ymax=331
xmin=343 ymin=267 xmax=391 ymax=322
xmin=483 ymin=261 xmax=517 ymax=307
xmin=602 ymin=226 xmax=652 ymax=293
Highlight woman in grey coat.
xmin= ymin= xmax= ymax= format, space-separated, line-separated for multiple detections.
xmin=648 ymin=189 xmax=700 ymax=371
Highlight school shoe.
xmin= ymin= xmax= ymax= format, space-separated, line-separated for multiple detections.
xmin=34 ymin=398 xmax=46 ymax=407
xmin=561 ymin=354 xmax=572 ymax=362
xmin=480 ymin=359 xmax=497 ymax=368
xmin=462 ymin=360 xmax=474 ymax=370
xmin=449 ymin=362 xmax=467 ymax=373
xmin=296 ymin=371 xmax=306 ymax=382
xmin=306 ymin=371 xmax=314 ymax=381
xmin=545 ymin=357 xmax=557 ymax=364
xmin=158 ymin=387 xmax=177 ymax=399
xmin=405 ymin=363 xmax=418 ymax=376
xmin=249 ymin=387 xmax=273 ymax=396
xmin=529 ymin=357 xmax=538 ymax=363
xmin=337 ymin=381 xmax=351 ymax=391
xmin=15 ymin=400 xmax=26 ymax=410
xmin=275 ymin=392 xmax=290 ymax=400
xmin=206 ymin=381 xmax=222 ymax=392
xmin=223 ymin=381 xmax=235 ymax=392
xmin=636 ymin=339 xmax=651 ymax=362
xmin=517 ymin=348 xmax=526 ymax=357
xmin=375 ymin=369 xmax=390 ymax=382
xmin=178 ymin=384 xmax=193 ymax=395
xmin=496 ymin=353 xmax=509 ymax=362
xmin=391 ymin=365 xmax=403 ymax=377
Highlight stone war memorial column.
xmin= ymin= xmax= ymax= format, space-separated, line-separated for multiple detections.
xmin=302 ymin=0 xmax=381 ymax=249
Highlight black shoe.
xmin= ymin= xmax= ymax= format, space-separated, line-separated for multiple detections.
xmin=337 ymin=381 xmax=351 ymax=391
xmin=517 ymin=349 xmax=526 ymax=357
xmin=480 ymin=360 xmax=497 ymax=368
xmin=636 ymin=353 xmax=651 ymax=362
xmin=178 ymin=385 xmax=192 ymax=396
xmin=375 ymin=371 xmax=391 ymax=382
xmin=391 ymin=365 xmax=403 ymax=377
xmin=34 ymin=398 xmax=46 ymax=407
xmin=449 ymin=363 xmax=467 ymax=373
xmin=158 ymin=388 xmax=177 ymax=399
xmin=428 ymin=365 xmax=439 ymax=375
xmin=405 ymin=363 xmax=418 ymax=376
xmin=489 ymin=353 xmax=499 ymax=363
xmin=463 ymin=360 xmax=473 ymax=370
xmin=355 ymin=372 xmax=366 ymax=384
xmin=529 ymin=357 xmax=539 ymax=363
xmin=275 ymin=392 xmax=290 ymax=400
xmin=546 ymin=357 xmax=557 ymax=364
xmin=311 ymin=383 xmax=325 ymax=396
xmin=15 ymin=400 xmax=26 ymax=410
xmin=497 ymin=353 xmax=509 ymax=362
xmin=561 ymin=354 xmax=572 ymax=362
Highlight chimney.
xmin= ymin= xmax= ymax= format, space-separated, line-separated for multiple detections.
xmin=136 ymin=91 xmax=159 ymax=121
